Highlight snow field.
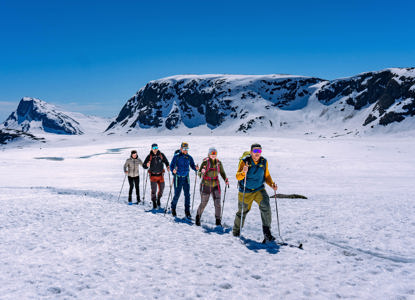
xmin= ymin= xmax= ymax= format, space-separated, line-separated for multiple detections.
xmin=0 ymin=135 xmax=414 ymax=299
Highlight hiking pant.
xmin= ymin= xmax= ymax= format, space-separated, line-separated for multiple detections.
xmin=150 ymin=175 xmax=165 ymax=204
xmin=233 ymin=189 xmax=271 ymax=235
xmin=171 ymin=175 xmax=191 ymax=213
xmin=128 ymin=176 xmax=140 ymax=201
xmin=197 ymin=185 xmax=221 ymax=219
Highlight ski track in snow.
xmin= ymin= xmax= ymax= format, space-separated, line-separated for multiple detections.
xmin=1 ymin=135 xmax=415 ymax=299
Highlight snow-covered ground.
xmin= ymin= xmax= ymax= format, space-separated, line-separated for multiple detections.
xmin=1 ymin=134 xmax=414 ymax=299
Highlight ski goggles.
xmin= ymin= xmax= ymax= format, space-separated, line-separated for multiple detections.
xmin=152 ymin=146 xmax=158 ymax=150
xmin=209 ymin=151 xmax=217 ymax=155
xmin=252 ymin=148 xmax=262 ymax=154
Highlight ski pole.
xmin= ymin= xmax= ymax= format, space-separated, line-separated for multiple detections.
xmin=117 ymin=174 xmax=127 ymax=202
xmin=274 ymin=188 xmax=285 ymax=243
xmin=191 ymin=165 xmax=198 ymax=212
xmin=239 ymin=174 xmax=247 ymax=237
xmin=220 ymin=183 xmax=229 ymax=220
xmin=164 ymin=172 xmax=173 ymax=215
xmin=143 ymin=170 xmax=149 ymax=205
xmin=142 ymin=168 xmax=145 ymax=202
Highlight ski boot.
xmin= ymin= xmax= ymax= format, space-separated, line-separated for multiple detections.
xmin=262 ymin=226 xmax=276 ymax=243
xmin=195 ymin=215 xmax=201 ymax=226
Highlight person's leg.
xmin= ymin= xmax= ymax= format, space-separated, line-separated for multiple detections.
xmin=232 ymin=192 xmax=254 ymax=236
xmin=133 ymin=177 xmax=140 ymax=202
xmin=157 ymin=180 xmax=165 ymax=207
xmin=183 ymin=176 xmax=191 ymax=215
xmin=196 ymin=190 xmax=210 ymax=218
xmin=127 ymin=177 xmax=134 ymax=203
xmin=212 ymin=187 xmax=221 ymax=221
xmin=150 ymin=180 xmax=158 ymax=208
xmin=171 ymin=176 xmax=183 ymax=211
xmin=256 ymin=189 xmax=274 ymax=240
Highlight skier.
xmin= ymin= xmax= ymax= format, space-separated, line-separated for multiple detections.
xmin=195 ymin=147 xmax=229 ymax=226
xmin=143 ymin=143 xmax=170 ymax=209
xmin=123 ymin=150 xmax=144 ymax=205
xmin=232 ymin=143 xmax=278 ymax=242
xmin=169 ymin=142 xmax=199 ymax=218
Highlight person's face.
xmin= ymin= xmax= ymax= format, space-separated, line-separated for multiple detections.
xmin=132 ymin=153 xmax=137 ymax=158
xmin=251 ymin=148 xmax=262 ymax=161
xmin=152 ymin=147 xmax=158 ymax=154
xmin=209 ymin=150 xmax=217 ymax=160
xmin=181 ymin=148 xmax=188 ymax=154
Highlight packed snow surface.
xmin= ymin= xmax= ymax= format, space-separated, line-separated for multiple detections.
xmin=1 ymin=134 xmax=414 ymax=299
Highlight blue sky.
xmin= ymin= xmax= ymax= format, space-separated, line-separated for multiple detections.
xmin=0 ymin=0 xmax=414 ymax=121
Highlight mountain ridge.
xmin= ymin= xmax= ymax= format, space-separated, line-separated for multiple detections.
xmin=106 ymin=68 xmax=415 ymax=135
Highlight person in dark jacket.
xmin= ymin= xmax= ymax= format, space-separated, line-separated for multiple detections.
xmin=169 ymin=142 xmax=199 ymax=218
xmin=143 ymin=143 xmax=170 ymax=209
xmin=123 ymin=150 xmax=143 ymax=205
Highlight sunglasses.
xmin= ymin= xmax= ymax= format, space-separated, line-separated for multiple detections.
xmin=209 ymin=151 xmax=217 ymax=155
xmin=152 ymin=146 xmax=158 ymax=150
xmin=182 ymin=148 xmax=189 ymax=151
xmin=252 ymin=148 xmax=262 ymax=154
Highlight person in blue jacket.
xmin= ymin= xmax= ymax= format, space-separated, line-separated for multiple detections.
xmin=170 ymin=142 xmax=199 ymax=218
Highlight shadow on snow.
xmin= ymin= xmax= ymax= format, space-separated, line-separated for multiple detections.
xmin=240 ymin=236 xmax=280 ymax=254
xmin=201 ymin=224 xmax=232 ymax=235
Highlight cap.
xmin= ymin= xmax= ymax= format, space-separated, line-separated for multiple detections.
xmin=208 ymin=147 xmax=217 ymax=155
xmin=131 ymin=150 xmax=137 ymax=155
xmin=250 ymin=143 xmax=262 ymax=150
xmin=181 ymin=142 xmax=189 ymax=150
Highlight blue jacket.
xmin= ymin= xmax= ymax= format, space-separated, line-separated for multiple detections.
xmin=238 ymin=156 xmax=267 ymax=193
xmin=170 ymin=151 xmax=197 ymax=177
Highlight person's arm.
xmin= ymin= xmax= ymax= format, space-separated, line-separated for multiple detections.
xmin=170 ymin=155 xmax=177 ymax=174
xmin=219 ymin=161 xmax=228 ymax=184
xmin=198 ymin=160 xmax=207 ymax=178
xmin=162 ymin=153 xmax=169 ymax=167
xmin=123 ymin=160 xmax=129 ymax=173
xmin=162 ymin=153 xmax=170 ymax=171
xmin=264 ymin=161 xmax=277 ymax=189
xmin=143 ymin=154 xmax=150 ymax=169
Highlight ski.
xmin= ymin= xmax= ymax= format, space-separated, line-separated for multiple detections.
xmin=262 ymin=239 xmax=303 ymax=249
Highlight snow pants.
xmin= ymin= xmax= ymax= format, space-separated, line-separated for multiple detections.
xmin=171 ymin=175 xmax=191 ymax=213
xmin=128 ymin=176 xmax=140 ymax=202
xmin=197 ymin=185 xmax=221 ymax=219
xmin=233 ymin=188 xmax=271 ymax=236
xmin=150 ymin=175 xmax=165 ymax=205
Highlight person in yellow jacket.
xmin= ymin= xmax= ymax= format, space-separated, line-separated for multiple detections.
xmin=233 ymin=143 xmax=278 ymax=242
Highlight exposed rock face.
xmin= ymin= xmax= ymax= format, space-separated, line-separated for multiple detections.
xmin=106 ymin=75 xmax=324 ymax=132
xmin=315 ymin=68 xmax=415 ymax=127
xmin=1 ymin=97 xmax=83 ymax=135
xmin=0 ymin=128 xmax=45 ymax=145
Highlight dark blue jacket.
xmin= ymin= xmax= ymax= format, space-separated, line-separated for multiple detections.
xmin=170 ymin=151 xmax=197 ymax=177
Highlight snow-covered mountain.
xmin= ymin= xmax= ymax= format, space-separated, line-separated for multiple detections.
xmin=106 ymin=68 xmax=415 ymax=135
xmin=1 ymin=97 xmax=110 ymax=138
xmin=1 ymin=97 xmax=84 ymax=135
